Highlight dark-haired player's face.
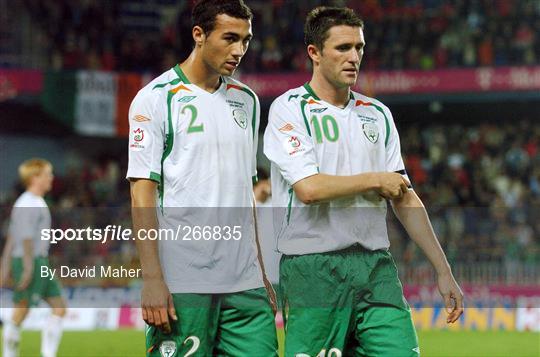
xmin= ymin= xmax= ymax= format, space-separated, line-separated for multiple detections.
xmin=319 ymin=25 xmax=364 ymax=88
xmin=201 ymin=14 xmax=252 ymax=76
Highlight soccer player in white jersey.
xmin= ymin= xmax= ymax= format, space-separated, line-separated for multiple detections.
xmin=127 ymin=0 xmax=277 ymax=355
xmin=264 ymin=7 xmax=464 ymax=356
xmin=1 ymin=159 xmax=66 ymax=357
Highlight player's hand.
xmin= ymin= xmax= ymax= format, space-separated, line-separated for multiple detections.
xmin=437 ymin=271 xmax=464 ymax=323
xmin=375 ymin=172 xmax=410 ymax=200
xmin=141 ymin=278 xmax=178 ymax=334
xmin=16 ymin=268 xmax=33 ymax=291
xmin=263 ymin=276 xmax=278 ymax=315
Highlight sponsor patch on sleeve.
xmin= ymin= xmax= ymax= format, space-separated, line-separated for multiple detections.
xmin=129 ymin=127 xmax=151 ymax=151
xmin=283 ymin=136 xmax=305 ymax=156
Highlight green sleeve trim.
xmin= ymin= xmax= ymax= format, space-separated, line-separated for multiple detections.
xmin=286 ymin=187 xmax=294 ymax=224
xmin=252 ymin=175 xmax=258 ymax=185
xmin=149 ymin=172 xmax=161 ymax=183
xmin=173 ymin=64 xmax=191 ymax=84
xmin=156 ymin=91 xmax=175 ymax=209
xmin=300 ymin=100 xmax=312 ymax=137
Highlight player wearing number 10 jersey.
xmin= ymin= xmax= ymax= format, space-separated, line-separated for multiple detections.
xmin=127 ymin=1 xmax=277 ymax=356
xmin=264 ymin=6 xmax=463 ymax=357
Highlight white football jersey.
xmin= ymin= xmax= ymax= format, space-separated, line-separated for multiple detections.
xmin=264 ymin=83 xmax=410 ymax=255
xmin=10 ymin=191 xmax=51 ymax=257
xmin=127 ymin=65 xmax=263 ymax=293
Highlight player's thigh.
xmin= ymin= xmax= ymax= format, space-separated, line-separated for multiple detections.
xmin=146 ymin=293 xmax=218 ymax=357
xmin=351 ymin=250 xmax=418 ymax=356
xmin=285 ymin=307 xmax=354 ymax=357
xmin=214 ymin=288 xmax=277 ymax=357
xmin=281 ymin=254 xmax=355 ymax=357
xmin=351 ymin=306 xmax=418 ymax=357
xmin=11 ymin=257 xmax=44 ymax=307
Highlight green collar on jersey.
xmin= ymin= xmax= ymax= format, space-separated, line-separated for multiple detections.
xmin=173 ymin=64 xmax=225 ymax=89
xmin=303 ymin=82 xmax=354 ymax=102
xmin=174 ymin=64 xmax=191 ymax=84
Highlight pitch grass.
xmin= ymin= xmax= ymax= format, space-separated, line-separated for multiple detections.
xmin=1 ymin=329 xmax=538 ymax=356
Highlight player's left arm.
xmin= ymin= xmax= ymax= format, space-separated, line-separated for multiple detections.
xmin=391 ymin=191 xmax=464 ymax=323
xmin=384 ymin=104 xmax=463 ymax=323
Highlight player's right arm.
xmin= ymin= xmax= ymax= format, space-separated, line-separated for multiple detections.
xmin=130 ymin=179 xmax=177 ymax=333
xmin=0 ymin=235 xmax=13 ymax=287
xmin=127 ymin=89 xmax=177 ymax=333
xmin=263 ymin=95 xmax=408 ymax=204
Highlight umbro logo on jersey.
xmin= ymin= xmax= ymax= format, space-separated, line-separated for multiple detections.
xmin=132 ymin=115 xmax=151 ymax=122
xmin=279 ymin=123 xmax=294 ymax=132
xmin=310 ymin=108 xmax=328 ymax=113
xmin=178 ymin=96 xmax=197 ymax=103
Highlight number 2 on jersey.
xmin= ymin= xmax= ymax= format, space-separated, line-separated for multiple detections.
xmin=311 ymin=115 xmax=339 ymax=143
xmin=183 ymin=105 xmax=204 ymax=133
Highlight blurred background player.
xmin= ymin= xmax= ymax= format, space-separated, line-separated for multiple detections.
xmin=1 ymin=159 xmax=66 ymax=357
xmin=264 ymin=7 xmax=463 ymax=356
xmin=127 ymin=0 xmax=277 ymax=355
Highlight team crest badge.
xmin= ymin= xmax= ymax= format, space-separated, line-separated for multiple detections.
xmin=362 ymin=123 xmax=379 ymax=143
xmin=159 ymin=340 xmax=177 ymax=357
xmin=233 ymin=109 xmax=248 ymax=129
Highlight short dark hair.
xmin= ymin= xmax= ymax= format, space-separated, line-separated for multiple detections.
xmin=304 ymin=7 xmax=364 ymax=50
xmin=192 ymin=0 xmax=253 ymax=35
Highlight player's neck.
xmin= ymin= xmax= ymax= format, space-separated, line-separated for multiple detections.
xmin=309 ymin=76 xmax=350 ymax=109
xmin=27 ymin=186 xmax=45 ymax=197
xmin=179 ymin=54 xmax=221 ymax=93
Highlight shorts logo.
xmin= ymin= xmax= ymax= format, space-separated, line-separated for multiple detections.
xmin=130 ymin=127 xmax=151 ymax=151
xmin=233 ymin=109 xmax=248 ymax=129
xmin=279 ymin=123 xmax=294 ymax=132
xmin=362 ymin=123 xmax=379 ymax=143
xmin=133 ymin=115 xmax=151 ymax=122
xmin=412 ymin=346 xmax=420 ymax=354
xmin=178 ymin=96 xmax=196 ymax=103
xmin=284 ymin=136 xmax=305 ymax=156
xmin=159 ymin=340 xmax=177 ymax=357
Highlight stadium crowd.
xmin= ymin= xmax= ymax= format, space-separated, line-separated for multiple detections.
xmin=16 ymin=0 xmax=540 ymax=73
xmin=1 ymin=120 xmax=538 ymax=286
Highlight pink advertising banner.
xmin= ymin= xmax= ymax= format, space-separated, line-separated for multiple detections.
xmin=404 ymin=284 xmax=540 ymax=306
xmin=0 ymin=69 xmax=43 ymax=100
xmin=239 ymin=66 xmax=540 ymax=97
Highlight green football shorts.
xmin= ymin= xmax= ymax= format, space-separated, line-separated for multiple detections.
xmin=11 ymin=256 xmax=63 ymax=307
xmin=146 ymin=287 xmax=278 ymax=356
xmin=280 ymin=245 xmax=419 ymax=357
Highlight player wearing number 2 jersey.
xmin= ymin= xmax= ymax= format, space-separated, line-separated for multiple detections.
xmin=264 ymin=7 xmax=464 ymax=357
xmin=127 ymin=1 xmax=277 ymax=356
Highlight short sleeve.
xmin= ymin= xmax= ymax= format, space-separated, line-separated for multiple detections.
xmin=126 ymin=90 xmax=166 ymax=183
xmin=9 ymin=206 xmax=39 ymax=242
xmin=263 ymin=96 xmax=319 ymax=185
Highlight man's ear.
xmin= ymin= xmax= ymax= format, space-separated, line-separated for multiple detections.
xmin=307 ymin=44 xmax=322 ymax=65
xmin=193 ymin=26 xmax=206 ymax=47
